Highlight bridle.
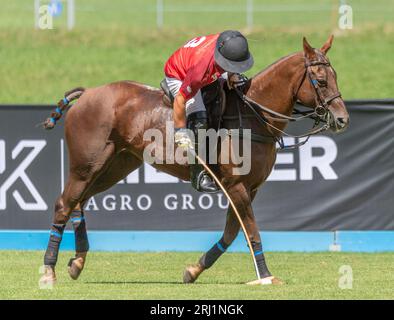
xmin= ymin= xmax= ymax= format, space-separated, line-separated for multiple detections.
xmin=304 ymin=55 xmax=342 ymax=118
xmin=231 ymin=52 xmax=342 ymax=150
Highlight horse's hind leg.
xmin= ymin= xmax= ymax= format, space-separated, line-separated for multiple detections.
xmin=67 ymin=152 xmax=143 ymax=281
xmin=66 ymin=202 xmax=89 ymax=280
xmin=39 ymin=142 xmax=116 ymax=286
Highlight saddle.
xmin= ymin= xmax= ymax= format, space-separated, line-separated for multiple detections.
xmin=160 ymin=79 xmax=175 ymax=105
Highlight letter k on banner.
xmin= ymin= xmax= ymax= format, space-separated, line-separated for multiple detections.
xmin=0 ymin=140 xmax=48 ymax=211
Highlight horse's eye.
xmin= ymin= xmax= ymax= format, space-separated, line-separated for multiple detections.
xmin=317 ymin=79 xmax=327 ymax=87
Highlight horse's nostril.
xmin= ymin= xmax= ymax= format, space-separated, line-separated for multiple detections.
xmin=335 ymin=117 xmax=349 ymax=130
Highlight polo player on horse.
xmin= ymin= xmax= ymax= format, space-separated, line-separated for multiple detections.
xmin=40 ymin=32 xmax=348 ymax=286
xmin=164 ymin=30 xmax=254 ymax=193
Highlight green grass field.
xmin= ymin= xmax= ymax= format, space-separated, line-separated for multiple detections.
xmin=0 ymin=0 xmax=393 ymax=103
xmin=0 ymin=251 xmax=393 ymax=299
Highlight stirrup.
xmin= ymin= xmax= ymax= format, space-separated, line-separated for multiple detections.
xmin=197 ymin=171 xmax=220 ymax=194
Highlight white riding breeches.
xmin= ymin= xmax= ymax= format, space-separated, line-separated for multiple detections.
xmin=165 ymin=77 xmax=206 ymax=117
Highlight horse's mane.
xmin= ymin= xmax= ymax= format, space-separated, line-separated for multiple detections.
xmin=252 ymin=52 xmax=302 ymax=79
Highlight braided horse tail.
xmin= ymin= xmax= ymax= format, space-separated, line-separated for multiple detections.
xmin=43 ymin=87 xmax=85 ymax=130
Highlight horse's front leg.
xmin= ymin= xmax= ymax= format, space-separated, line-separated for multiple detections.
xmin=242 ymin=192 xmax=282 ymax=285
xmin=184 ymin=184 xmax=277 ymax=284
xmin=183 ymin=201 xmax=240 ymax=283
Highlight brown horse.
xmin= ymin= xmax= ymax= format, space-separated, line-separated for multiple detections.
xmin=39 ymin=36 xmax=349 ymax=286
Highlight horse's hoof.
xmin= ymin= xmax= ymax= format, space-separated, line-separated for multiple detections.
xmin=39 ymin=265 xmax=57 ymax=288
xmin=183 ymin=263 xmax=204 ymax=284
xmin=67 ymin=252 xmax=87 ymax=280
xmin=246 ymin=276 xmax=284 ymax=286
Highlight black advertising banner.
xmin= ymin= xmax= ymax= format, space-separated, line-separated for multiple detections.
xmin=0 ymin=101 xmax=393 ymax=231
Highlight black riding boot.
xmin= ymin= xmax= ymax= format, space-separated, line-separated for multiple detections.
xmin=187 ymin=111 xmax=219 ymax=193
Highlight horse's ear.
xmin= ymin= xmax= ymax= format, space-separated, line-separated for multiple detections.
xmin=320 ymin=35 xmax=334 ymax=55
xmin=303 ymin=37 xmax=315 ymax=59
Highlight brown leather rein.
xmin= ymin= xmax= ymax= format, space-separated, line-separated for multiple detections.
xmin=230 ymin=55 xmax=342 ymax=150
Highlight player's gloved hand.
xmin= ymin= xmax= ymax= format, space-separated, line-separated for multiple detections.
xmin=174 ymin=128 xmax=193 ymax=149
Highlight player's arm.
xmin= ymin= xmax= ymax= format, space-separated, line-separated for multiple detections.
xmin=173 ymin=93 xmax=187 ymax=129
xmin=173 ymin=65 xmax=205 ymax=148
xmin=173 ymin=94 xmax=190 ymax=149
xmin=173 ymin=87 xmax=193 ymax=149
xmin=174 ymin=62 xmax=205 ymax=128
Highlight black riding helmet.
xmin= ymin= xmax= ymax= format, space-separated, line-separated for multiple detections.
xmin=214 ymin=30 xmax=254 ymax=74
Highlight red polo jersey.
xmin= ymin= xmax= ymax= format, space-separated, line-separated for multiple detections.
xmin=164 ymin=34 xmax=224 ymax=100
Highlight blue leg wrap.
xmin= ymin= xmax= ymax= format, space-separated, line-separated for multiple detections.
xmin=44 ymin=223 xmax=65 ymax=266
xmin=199 ymin=237 xmax=229 ymax=269
xmin=71 ymin=210 xmax=89 ymax=253
xmin=251 ymin=241 xmax=271 ymax=278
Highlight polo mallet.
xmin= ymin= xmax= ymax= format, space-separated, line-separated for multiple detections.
xmin=187 ymin=146 xmax=261 ymax=282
